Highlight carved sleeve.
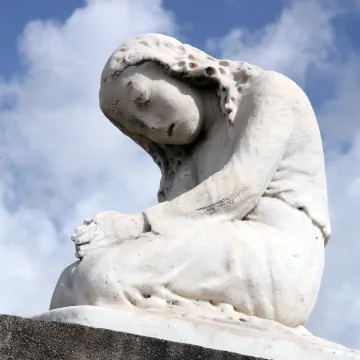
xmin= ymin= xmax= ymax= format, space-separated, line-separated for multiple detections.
xmin=145 ymin=71 xmax=309 ymax=229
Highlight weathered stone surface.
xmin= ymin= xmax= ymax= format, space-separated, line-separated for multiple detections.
xmin=0 ymin=314 xmax=262 ymax=360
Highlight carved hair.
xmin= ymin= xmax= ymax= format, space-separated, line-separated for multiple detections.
xmin=101 ymin=33 xmax=262 ymax=125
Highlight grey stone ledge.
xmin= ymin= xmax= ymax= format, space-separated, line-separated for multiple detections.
xmin=0 ymin=314 xmax=264 ymax=360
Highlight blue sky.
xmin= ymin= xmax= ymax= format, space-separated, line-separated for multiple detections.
xmin=0 ymin=1 xmax=80 ymax=78
xmin=0 ymin=0 xmax=285 ymax=78
xmin=1 ymin=0 xmax=359 ymax=107
xmin=0 ymin=0 xmax=360 ymax=351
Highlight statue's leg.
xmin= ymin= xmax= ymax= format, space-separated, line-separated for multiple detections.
xmin=50 ymin=261 xmax=80 ymax=310
xmin=232 ymin=197 xmax=325 ymax=326
xmin=50 ymin=199 xmax=323 ymax=328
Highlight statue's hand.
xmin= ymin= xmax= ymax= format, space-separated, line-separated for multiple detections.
xmin=71 ymin=211 xmax=146 ymax=259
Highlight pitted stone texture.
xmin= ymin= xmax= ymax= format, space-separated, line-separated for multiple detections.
xmin=0 ymin=314 xmax=262 ymax=360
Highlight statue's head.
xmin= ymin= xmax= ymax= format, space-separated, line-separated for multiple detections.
xmin=99 ymin=34 xmax=261 ymax=164
xmin=100 ymin=61 xmax=205 ymax=145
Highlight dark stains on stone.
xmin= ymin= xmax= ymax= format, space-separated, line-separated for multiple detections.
xmin=197 ymin=196 xmax=237 ymax=215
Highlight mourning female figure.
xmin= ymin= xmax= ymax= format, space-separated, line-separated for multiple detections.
xmin=50 ymin=34 xmax=331 ymax=329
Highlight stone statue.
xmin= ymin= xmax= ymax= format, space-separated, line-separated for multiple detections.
xmin=49 ymin=34 xmax=331 ymax=330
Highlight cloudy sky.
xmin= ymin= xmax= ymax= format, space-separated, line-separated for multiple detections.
xmin=0 ymin=0 xmax=359 ymax=349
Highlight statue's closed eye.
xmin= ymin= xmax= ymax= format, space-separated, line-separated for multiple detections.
xmin=133 ymin=93 xmax=151 ymax=107
xmin=126 ymin=81 xmax=151 ymax=107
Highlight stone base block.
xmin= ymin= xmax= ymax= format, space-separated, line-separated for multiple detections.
xmin=1 ymin=314 xmax=261 ymax=360
xmin=1 ymin=306 xmax=359 ymax=359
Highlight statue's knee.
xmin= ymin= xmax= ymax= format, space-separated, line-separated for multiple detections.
xmin=50 ymin=261 xmax=79 ymax=310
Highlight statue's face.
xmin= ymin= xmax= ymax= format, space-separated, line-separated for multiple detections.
xmin=100 ymin=62 xmax=204 ymax=145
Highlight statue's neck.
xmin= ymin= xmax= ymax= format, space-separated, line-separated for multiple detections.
xmin=201 ymin=91 xmax=224 ymax=133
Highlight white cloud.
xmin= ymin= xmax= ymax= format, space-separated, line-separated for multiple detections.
xmin=208 ymin=0 xmax=360 ymax=349
xmin=207 ymin=0 xmax=337 ymax=83
xmin=0 ymin=0 xmax=175 ymax=316
xmin=206 ymin=0 xmax=360 ymax=85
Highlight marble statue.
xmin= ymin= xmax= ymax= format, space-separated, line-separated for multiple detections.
xmin=49 ymin=33 xmax=331 ymax=330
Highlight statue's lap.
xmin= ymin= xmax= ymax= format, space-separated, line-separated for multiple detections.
xmin=53 ymin=197 xmax=324 ymax=327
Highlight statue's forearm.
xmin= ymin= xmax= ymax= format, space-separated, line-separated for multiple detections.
xmin=143 ymin=155 xmax=273 ymax=233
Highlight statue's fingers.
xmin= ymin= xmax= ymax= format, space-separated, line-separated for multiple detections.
xmin=77 ymin=238 xmax=112 ymax=255
xmin=71 ymin=231 xmax=84 ymax=242
xmin=74 ymin=233 xmax=93 ymax=246
xmin=76 ymin=222 xmax=97 ymax=237
xmin=73 ymin=224 xmax=88 ymax=235
xmin=72 ymin=223 xmax=97 ymax=244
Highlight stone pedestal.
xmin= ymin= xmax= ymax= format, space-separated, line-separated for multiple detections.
xmin=1 ymin=314 xmax=262 ymax=360
xmin=3 ymin=306 xmax=357 ymax=360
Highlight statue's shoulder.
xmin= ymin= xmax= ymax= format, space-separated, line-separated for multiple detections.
xmin=246 ymin=69 xmax=311 ymax=106
xmin=250 ymin=70 xmax=302 ymax=92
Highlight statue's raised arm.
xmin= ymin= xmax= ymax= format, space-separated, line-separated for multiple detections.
xmin=50 ymin=34 xmax=331 ymax=331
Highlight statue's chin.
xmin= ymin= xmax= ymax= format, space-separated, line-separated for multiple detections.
xmin=141 ymin=119 xmax=202 ymax=146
